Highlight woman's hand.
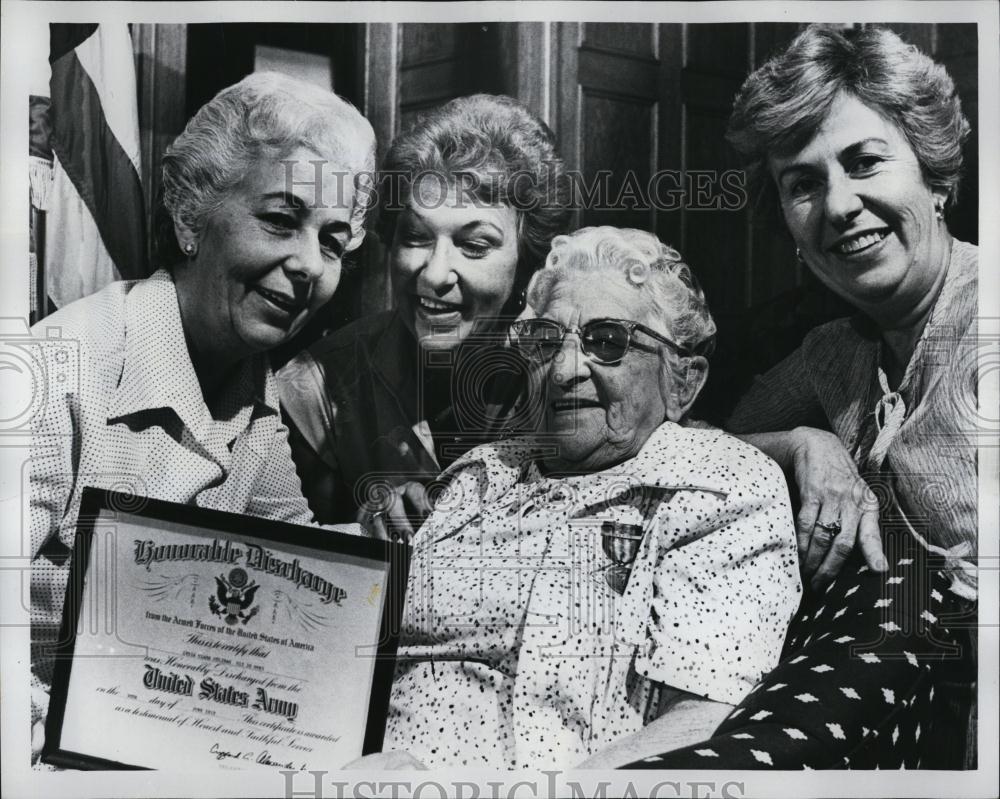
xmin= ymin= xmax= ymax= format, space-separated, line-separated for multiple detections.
xmin=358 ymin=481 xmax=434 ymax=542
xmin=787 ymin=427 xmax=888 ymax=588
xmin=342 ymin=750 xmax=428 ymax=770
xmin=31 ymin=718 xmax=45 ymax=764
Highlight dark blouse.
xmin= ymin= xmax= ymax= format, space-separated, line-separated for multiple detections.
xmin=276 ymin=311 xmax=530 ymax=523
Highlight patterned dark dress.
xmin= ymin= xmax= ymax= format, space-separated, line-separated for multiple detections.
xmin=625 ymin=519 xmax=976 ymax=769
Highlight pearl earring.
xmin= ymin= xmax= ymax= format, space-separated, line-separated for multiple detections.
xmin=184 ymin=242 xmax=196 ymax=256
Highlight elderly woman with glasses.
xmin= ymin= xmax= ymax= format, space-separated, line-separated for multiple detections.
xmin=354 ymin=227 xmax=801 ymax=770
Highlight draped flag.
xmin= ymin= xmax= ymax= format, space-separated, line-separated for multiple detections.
xmin=45 ymin=23 xmax=146 ymax=309
xmin=28 ymin=22 xmax=53 ymax=323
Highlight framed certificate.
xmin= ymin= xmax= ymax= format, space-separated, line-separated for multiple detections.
xmin=42 ymin=487 xmax=410 ymax=771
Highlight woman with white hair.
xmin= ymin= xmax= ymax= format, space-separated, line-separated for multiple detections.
xmin=357 ymin=227 xmax=801 ymax=770
xmin=28 ymin=71 xmax=375 ymax=760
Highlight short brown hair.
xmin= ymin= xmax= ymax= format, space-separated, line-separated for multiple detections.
xmin=726 ymin=25 xmax=970 ymax=225
xmin=377 ymin=94 xmax=571 ymax=316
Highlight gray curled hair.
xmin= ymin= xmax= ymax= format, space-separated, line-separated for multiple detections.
xmin=157 ymin=71 xmax=376 ymax=264
xmin=526 ymin=226 xmax=717 ymax=357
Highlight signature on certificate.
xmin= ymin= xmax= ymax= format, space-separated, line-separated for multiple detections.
xmin=209 ymin=742 xmax=306 ymax=770
xmin=209 ymin=742 xmax=252 ymax=762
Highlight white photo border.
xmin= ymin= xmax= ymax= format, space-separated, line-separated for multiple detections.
xmin=1 ymin=2 xmax=996 ymax=798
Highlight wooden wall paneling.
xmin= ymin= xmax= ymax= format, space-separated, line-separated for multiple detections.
xmin=402 ymin=23 xmax=458 ymax=64
xmin=656 ymin=24 xmax=684 ymax=251
xmin=397 ymin=23 xmax=505 ymax=130
xmin=398 ymin=23 xmax=463 ymax=130
xmin=364 ymin=24 xmax=399 ymax=153
xmin=388 ymin=22 xmax=549 ymax=145
xmin=580 ymin=90 xmax=655 ymax=230
xmin=400 ymin=60 xmax=465 ymax=110
xmin=555 ymin=22 xmax=583 ymax=228
xmin=931 ymin=23 xmax=979 ymax=246
xmin=751 ymin=21 xmax=803 ymax=67
xmin=357 ymin=22 xmax=400 ymax=318
xmin=133 ymin=23 xmax=188 ymax=269
xmin=746 ymin=23 xmax=802 ymax=310
xmin=585 ymin=22 xmax=656 ymax=58
xmin=577 ymin=45 xmax=659 ymax=95
xmin=683 ymin=109 xmax=747 ymax=315
xmin=677 ymin=23 xmax=750 ymax=318
xmin=563 ymin=24 xmax=662 ymax=232
xmin=675 ymin=22 xmax=796 ymax=423
xmin=496 ymin=22 xmax=554 ymax=124
xmin=685 ymin=22 xmax=747 ymax=74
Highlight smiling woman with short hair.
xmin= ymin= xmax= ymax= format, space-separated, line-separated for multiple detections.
xmin=726 ymin=22 xmax=977 ymax=616
xmin=278 ymin=94 xmax=571 ymax=536
xmin=28 ymin=71 xmax=375 ymax=762
xmin=724 ymin=24 xmax=977 ymax=767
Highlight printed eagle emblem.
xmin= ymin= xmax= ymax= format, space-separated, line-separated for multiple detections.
xmin=209 ymin=567 xmax=260 ymax=625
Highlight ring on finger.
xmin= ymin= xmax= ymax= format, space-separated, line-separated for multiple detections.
xmin=815 ymin=520 xmax=842 ymax=535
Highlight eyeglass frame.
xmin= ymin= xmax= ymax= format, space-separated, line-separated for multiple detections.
xmin=509 ymin=317 xmax=694 ymax=365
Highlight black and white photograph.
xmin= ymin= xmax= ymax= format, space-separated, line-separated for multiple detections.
xmin=1 ymin=2 xmax=997 ymax=798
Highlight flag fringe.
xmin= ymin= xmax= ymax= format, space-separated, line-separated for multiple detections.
xmin=30 ymin=156 xmax=54 ymax=212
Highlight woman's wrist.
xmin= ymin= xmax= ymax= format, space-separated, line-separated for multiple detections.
xmin=787 ymin=426 xmax=817 ymax=459
xmin=789 ymin=425 xmax=842 ymax=463
xmin=733 ymin=430 xmax=800 ymax=471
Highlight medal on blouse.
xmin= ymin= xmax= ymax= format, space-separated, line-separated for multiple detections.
xmin=600 ymin=521 xmax=644 ymax=594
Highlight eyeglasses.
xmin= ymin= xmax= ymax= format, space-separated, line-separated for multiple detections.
xmin=509 ymin=317 xmax=692 ymax=365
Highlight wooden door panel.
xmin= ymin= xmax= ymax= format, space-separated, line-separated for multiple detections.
xmin=686 ymin=23 xmax=748 ymax=75
xmin=398 ymin=23 xmax=467 ymax=127
xmin=578 ymin=48 xmax=659 ymax=99
xmin=684 ymin=108 xmax=748 ymax=315
xmin=583 ymin=23 xmax=656 ymax=58
xmin=558 ymin=23 xmax=664 ymax=235
xmin=401 ymin=23 xmax=459 ymax=64
xmin=677 ymin=23 xmax=752 ymax=317
xmin=580 ymin=91 xmax=655 ymax=230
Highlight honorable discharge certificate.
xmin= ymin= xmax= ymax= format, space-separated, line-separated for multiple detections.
xmin=53 ymin=507 xmax=394 ymax=770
